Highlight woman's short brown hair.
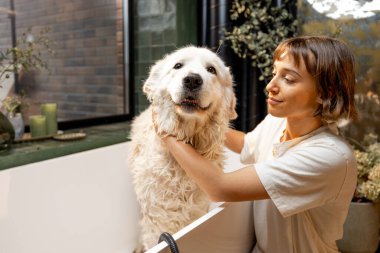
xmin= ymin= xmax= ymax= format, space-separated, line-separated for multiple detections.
xmin=274 ymin=36 xmax=358 ymax=123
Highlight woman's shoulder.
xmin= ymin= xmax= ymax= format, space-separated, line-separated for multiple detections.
xmin=299 ymin=127 xmax=355 ymax=163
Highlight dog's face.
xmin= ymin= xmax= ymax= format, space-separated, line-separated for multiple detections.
xmin=143 ymin=46 xmax=237 ymax=121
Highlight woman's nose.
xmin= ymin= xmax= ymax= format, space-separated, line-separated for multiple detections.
xmin=266 ymin=78 xmax=279 ymax=95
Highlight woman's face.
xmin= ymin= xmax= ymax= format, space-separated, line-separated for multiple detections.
xmin=266 ymin=52 xmax=320 ymax=120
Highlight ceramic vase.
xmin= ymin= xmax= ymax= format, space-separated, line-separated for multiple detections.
xmin=8 ymin=112 xmax=24 ymax=139
xmin=337 ymin=201 xmax=380 ymax=253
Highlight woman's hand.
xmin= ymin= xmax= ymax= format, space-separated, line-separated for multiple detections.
xmin=152 ymin=109 xmax=174 ymax=139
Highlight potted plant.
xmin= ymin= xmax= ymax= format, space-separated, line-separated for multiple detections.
xmin=0 ymin=27 xmax=53 ymax=150
xmin=353 ymin=138 xmax=380 ymax=202
xmin=337 ymin=94 xmax=380 ymax=253
xmin=337 ymin=138 xmax=380 ymax=253
xmin=223 ymin=0 xmax=298 ymax=83
xmin=1 ymin=93 xmax=29 ymax=139
xmin=220 ymin=0 xmax=298 ymax=130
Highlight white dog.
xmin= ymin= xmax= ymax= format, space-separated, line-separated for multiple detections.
xmin=129 ymin=46 xmax=237 ymax=251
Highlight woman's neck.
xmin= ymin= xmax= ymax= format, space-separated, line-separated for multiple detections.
xmin=281 ymin=117 xmax=322 ymax=142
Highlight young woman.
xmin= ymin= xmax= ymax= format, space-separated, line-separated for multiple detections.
xmin=156 ymin=36 xmax=358 ymax=252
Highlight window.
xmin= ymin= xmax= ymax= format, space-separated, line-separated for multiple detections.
xmin=298 ymin=0 xmax=380 ymax=143
xmin=0 ymin=0 xmax=131 ymax=126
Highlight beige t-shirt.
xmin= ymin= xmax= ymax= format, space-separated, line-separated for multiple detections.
xmin=241 ymin=114 xmax=357 ymax=253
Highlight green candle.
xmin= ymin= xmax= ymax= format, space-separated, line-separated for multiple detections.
xmin=29 ymin=115 xmax=47 ymax=138
xmin=41 ymin=103 xmax=57 ymax=136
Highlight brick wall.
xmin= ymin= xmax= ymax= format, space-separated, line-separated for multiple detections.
xmin=0 ymin=1 xmax=16 ymax=103
xmin=2 ymin=0 xmax=125 ymax=121
xmin=0 ymin=1 xmax=13 ymax=52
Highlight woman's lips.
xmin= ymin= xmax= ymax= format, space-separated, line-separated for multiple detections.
xmin=267 ymin=97 xmax=283 ymax=105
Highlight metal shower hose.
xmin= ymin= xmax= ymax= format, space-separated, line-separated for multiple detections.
xmin=158 ymin=232 xmax=180 ymax=253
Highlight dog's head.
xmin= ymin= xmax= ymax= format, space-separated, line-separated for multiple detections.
xmin=143 ymin=46 xmax=237 ymax=122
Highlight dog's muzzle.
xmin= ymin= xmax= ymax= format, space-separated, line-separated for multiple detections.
xmin=174 ymin=73 xmax=211 ymax=113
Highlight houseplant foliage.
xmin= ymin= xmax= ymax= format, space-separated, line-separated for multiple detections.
xmin=0 ymin=27 xmax=53 ymax=88
xmin=2 ymin=93 xmax=29 ymax=116
xmin=347 ymin=94 xmax=380 ymax=203
xmin=1 ymin=93 xmax=29 ymax=140
xmin=339 ymin=94 xmax=380 ymax=203
xmin=223 ymin=0 xmax=298 ymax=82
xmin=0 ymin=27 xmax=53 ymax=151
xmin=354 ymin=139 xmax=380 ymax=202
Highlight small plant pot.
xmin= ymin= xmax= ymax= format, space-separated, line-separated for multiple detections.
xmin=8 ymin=113 xmax=25 ymax=139
xmin=337 ymin=201 xmax=380 ymax=253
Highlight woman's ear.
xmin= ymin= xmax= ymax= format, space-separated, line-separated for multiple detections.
xmin=316 ymin=96 xmax=323 ymax=104
xmin=316 ymin=88 xmax=324 ymax=104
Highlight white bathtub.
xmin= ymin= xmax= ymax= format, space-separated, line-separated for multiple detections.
xmin=0 ymin=142 xmax=254 ymax=253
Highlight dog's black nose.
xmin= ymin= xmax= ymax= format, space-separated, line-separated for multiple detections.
xmin=183 ymin=73 xmax=203 ymax=91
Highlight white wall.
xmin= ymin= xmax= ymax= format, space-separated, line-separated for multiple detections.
xmin=0 ymin=142 xmax=140 ymax=253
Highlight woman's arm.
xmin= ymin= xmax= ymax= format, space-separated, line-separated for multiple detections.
xmin=162 ymin=136 xmax=269 ymax=202
xmin=224 ymin=128 xmax=246 ymax=154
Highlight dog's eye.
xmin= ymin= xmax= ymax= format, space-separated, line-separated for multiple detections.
xmin=173 ymin=63 xmax=183 ymax=69
xmin=207 ymin=66 xmax=217 ymax=75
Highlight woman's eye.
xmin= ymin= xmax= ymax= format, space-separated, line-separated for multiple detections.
xmin=283 ymin=76 xmax=295 ymax=83
xmin=173 ymin=63 xmax=183 ymax=69
xmin=207 ymin=66 xmax=217 ymax=75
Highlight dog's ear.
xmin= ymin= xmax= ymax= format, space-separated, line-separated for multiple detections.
xmin=224 ymin=67 xmax=238 ymax=120
xmin=227 ymin=88 xmax=238 ymax=120
xmin=143 ymin=59 xmax=165 ymax=102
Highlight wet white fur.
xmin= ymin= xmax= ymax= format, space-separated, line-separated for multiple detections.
xmin=129 ymin=46 xmax=237 ymax=250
